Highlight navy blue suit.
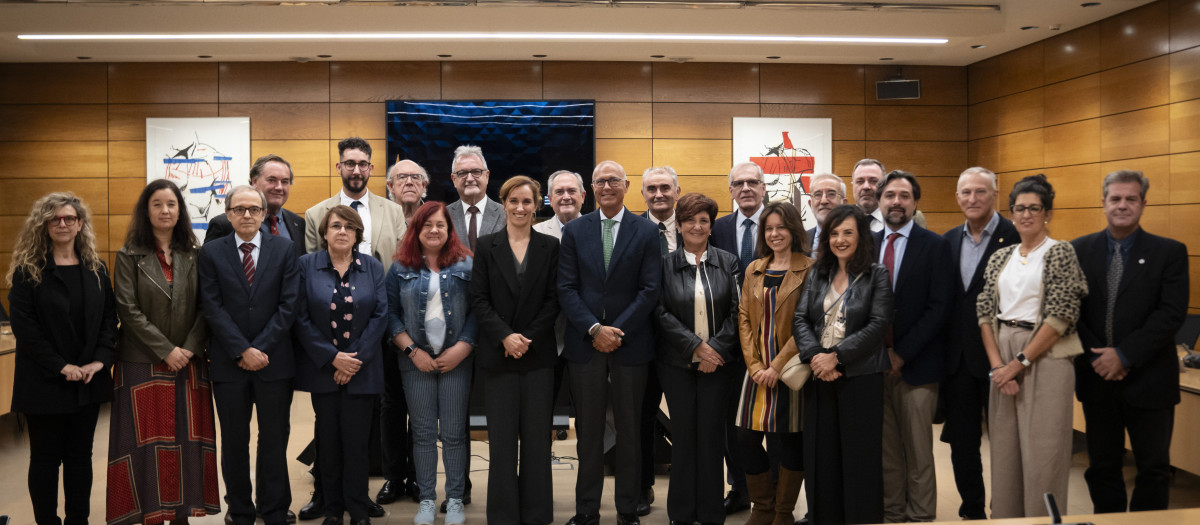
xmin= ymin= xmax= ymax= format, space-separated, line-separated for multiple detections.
xmin=875 ymin=225 xmax=953 ymax=386
xmin=198 ymin=232 xmax=299 ymax=525
xmin=557 ymin=207 xmax=661 ymax=516
xmin=711 ymin=210 xmax=759 ymax=286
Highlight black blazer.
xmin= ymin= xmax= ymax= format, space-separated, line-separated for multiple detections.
xmin=873 ymin=224 xmax=954 ymax=386
xmin=654 ymin=245 xmax=741 ymax=370
xmin=711 ymin=210 xmax=760 ymax=285
xmin=793 ymin=264 xmax=894 ymax=378
xmin=1072 ymin=229 xmax=1189 ymax=409
xmin=942 ymin=216 xmax=1019 ymax=378
xmin=198 ymin=232 xmax=300 ymax=383
xmin=205 ymin=208 xmax=305 ymax=260
xmin=470 ymin=229 xmax=561 ymax=373
xmin=8 ymin=258 xmax=116 ymax=414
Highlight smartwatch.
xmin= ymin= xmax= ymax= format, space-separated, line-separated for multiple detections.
xmin=403 ymin=344 xmax=418 ymax=357
xmin=1016 ymin=352 xmax=1032 ymax=367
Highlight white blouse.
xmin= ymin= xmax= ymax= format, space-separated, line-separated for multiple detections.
xmin=997 ymin=238 xmax=1058 ymax=324
xmin=424 ymin=272 xmax=446 ymax=354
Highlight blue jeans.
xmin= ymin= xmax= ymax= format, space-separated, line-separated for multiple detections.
xmin=401 ymin=355 xmax=473 ymax=502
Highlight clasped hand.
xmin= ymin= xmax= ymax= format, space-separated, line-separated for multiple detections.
xmin=811 ymin=352 xmax=842 ymax=382
xmin=503 ymin=333 xmax=532 ymax=359
xmin=60 ymin=361 xmax=104 ymax=383
xmin=693 ymin=342 xmax=724 ymax=374
xmin=592 ymin=325 xmax=624 ymax=353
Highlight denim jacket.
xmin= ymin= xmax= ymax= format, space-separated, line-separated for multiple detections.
xmin=387 ymin=257 xmax=477 ymax=370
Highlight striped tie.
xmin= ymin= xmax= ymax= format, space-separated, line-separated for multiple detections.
xmin=240 ymin=242 xmax=256 ymax=286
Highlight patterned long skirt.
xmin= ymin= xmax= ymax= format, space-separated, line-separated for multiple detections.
xmin=106 ymin=361 xmax=220 ymax=525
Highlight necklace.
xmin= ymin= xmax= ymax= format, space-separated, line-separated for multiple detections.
xmin=1018 ymin=236 xmax=1049 ymax=265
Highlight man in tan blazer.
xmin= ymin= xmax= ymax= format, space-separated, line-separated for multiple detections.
xmin=304 ymin=137 xmax=407 ymax=261
xmin=533 ymin=169 xmax=587 ymax=239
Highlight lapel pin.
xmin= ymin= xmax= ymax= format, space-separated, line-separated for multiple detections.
xmin=998 ymin=238 xmax=1004 ymax=243
xmin=1138 ymin=259 xmax=1145 ymax=264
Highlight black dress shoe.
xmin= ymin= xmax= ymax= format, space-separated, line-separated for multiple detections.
xmin=351 ymin=520 xmax=371 ymax=525
xmin=320 ymin=517 xmax=342 ymax=525
xmin=286 ymin=510 xmax=298 ymax=524
xmin=376 ymin=480 xmax=402 ymax=505
xmin=636 ymin=487 xmax=653 ymax=516
xmin=616 ymin=513 xmax=641 ymax=525
xmin=299 ymin=493 xmax=325 ymax=521
xmin=563 ymin=514 xmax=600 ymax=525
xmin=723 ymin=489 xmax=750 ymax=515
xmin=367 ymin=500 xmax=385 ymax=518
xmin=224 ymin=514 xmax=234 ymax=525
xmin=405 ymin=479 xmax=420 ymax=502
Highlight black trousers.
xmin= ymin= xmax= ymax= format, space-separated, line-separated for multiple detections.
xmin=939 ymin=361 xmax=989 ymax=519
xmin=380 ymin=344 xmax=416 ymax=484
xmin=724 ymin=360 xmax=748 ymax=494
xmin=639 ymin=363 xmax=663 ymax=492
xmin=312 ymin=389 xmax=375 ymax=520
xmin=737 ymin=428 xmax=803 ymax=474
xmin=1082 ymin=397 xmax=1175 ymax=512
xmin=484 ymin=367 xmax=556 ymax=525
xmin=659 ymin=363 xmax=732 ymax=524
xmin=214 ymin=375 xmax=294 ymax=525
xmin=25 ymin=403 xmax=101 ymax=525
xmin=804 ymin=372 xmax=884 ymax=525
xmin=569 ymin=353 xmax=647 ymax=516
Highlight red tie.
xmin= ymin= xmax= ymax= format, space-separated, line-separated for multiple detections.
xmin=883 ymin=232 xmax=900 ymax=348
xmin=240 ymin=242 xmax=256 ymax=286
xmin=267 ymin=215 xmax=279 ymax=236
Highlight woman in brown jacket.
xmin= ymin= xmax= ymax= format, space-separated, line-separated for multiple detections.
xmin=734 ymin=202 xmax=814 ymax=525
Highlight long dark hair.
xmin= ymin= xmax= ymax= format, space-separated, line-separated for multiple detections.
xmin=125 ymin=179 xmax=196 ymax=253
xmin=815 ymin=204 xmax=875 ymax=277
xmin=755 ymin=201 xmax=808 ymax=258
xmin=394 ymin=201 xmax=472 ymax=269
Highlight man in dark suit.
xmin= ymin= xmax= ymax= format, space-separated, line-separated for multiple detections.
xmin=198 ymin=185 xmax=299 ymax=525
xmin=1073 ymin=170 xmax=1189 ymax=513
xmin=708 ymin=161 xmax=765 ymax=514
xmin=940 ymin=167 xmax=1018 ymax=520
xmin=204 ymin=154 xmax=304 ymax=257
xmin=558 ymin=160 xmax=662 ymax=525
xmin=447 ymin=144 xmax=506 ymax=252
xmin=806 ymin=172 xmax=848 ymax=255
xmin=873 ymin=171 xmax=953 ymax=523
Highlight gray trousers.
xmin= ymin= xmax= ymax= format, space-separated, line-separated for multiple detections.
xmin=402 ymin=356 xmax=473 ymax=502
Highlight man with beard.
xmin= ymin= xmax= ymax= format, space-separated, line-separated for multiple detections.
xmin=447 ymin=145 xmax=505 ymax=252
xmin=873 ymin=171 xmax=953 ymax=523
xmin=805 ymin=172 xmax=848 ymax=255
xmin=387 ymin=159 xmax=428 ymax=222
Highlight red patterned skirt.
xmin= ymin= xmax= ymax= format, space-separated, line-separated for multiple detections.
xmin=106 ymin=361 xmax=220 ymax=525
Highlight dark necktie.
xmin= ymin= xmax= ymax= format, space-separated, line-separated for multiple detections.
xmin=740 ymin=218 xmax=755 ymax=269
xmin=1106 ymin=242 xmax=1124 ymax=346
xmin=240 ymin=242 xmax=256 ymax=286
xmin=267 ymin=215 xmax=279 ymax=236
xmin=468 ymin=205 xmax=480 ymax=251
xmin=658 ymin=222 xmax=668 ymax=256
xmin=883 ymin=232 xmax=900 ymax=348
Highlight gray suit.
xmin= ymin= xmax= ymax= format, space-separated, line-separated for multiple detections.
xmin=448 ymin=198 xmax=505 ymax=249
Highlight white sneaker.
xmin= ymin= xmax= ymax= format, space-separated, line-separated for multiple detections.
xmin=445 ymin=497 xmax=465 ymax=524
xmin=414 ymin=499 xmax=436 ymax=525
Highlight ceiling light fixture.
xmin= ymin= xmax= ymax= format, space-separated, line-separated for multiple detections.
xmin=1020 ymin=26 xmax=1038 ymax=30
xmin=879 ymin=57 xmax=894 ymax=61
xmin=18 ymin=32 xmax=948 ymax=45
xmin=970 ymin=44 xmax=986 ymax=49
xmin=1081 ymin=2 xmax=1101 ymax=7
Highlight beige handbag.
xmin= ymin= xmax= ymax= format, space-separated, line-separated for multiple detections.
xmin=781 ymin=356 xmax=812 ymax=390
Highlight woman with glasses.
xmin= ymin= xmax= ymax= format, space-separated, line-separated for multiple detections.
xmin=7 ymin=192 xmax=117 ymax=525
xmin=106 ymin=180 xmax=217 ymax=525
xmin=387 ymin=201 xmax=476 ymax=525
xmin=294 ymin=205 xmax=388 ymax=525
xmin=977 ymin=174 xmax=1087 ymax=518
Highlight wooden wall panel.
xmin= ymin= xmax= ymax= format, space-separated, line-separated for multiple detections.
xmin=760 ymin=64 xmax=864 ymax=105
xmin=1171 ymin=99 xmax=1200 ymax=153
xmin=0 ymin=142 xmax=107 ymax=180
xmin=108 ymin=178 xmax=143 ymax=218
xmin=1100 ymin=56 xmax=1170 ymax=116
xmin=543 ymin=62 xmax=653 ymax=102
xmin=923 ymin=212 xmax=962 ymax=235
xmin=997 ymin=43 xmax=1045 ymax=98
xmin=1044 ymin=120 xmax=1101 ymax=167
xmin=864 ymin=65 xmax=968 ymax=106
xmin=288 ymin=177 xmax=338 ymax=214
xmin=1170 ymin=204 xmax=1200 ymax=254
xmin=1171 ymin=46 xmax=1200 ymax=103
xmin=1100 ymin=1 xmax=1171 ymax=70
xmin=1170 ymin=151 xmax=1200 ymax=204
xmin=108 ymin=63 xmax=218 ymax=104
xmin=0 ymin=105 xmax=108 ymax=142
xmin=0 ymin=63 xmax=107 ymax=104
xmin=595 ymin=103 xmax=652 ymax=139
xmin=441 ymin=62 xmax=542 ymax=100
xmin=968 ymin=56 xmax=1001 ymax=105
xmin=250 ymin=140 xmax=331 ymax=179
xmin=994 ymin=89 xmax=1045 ymax=137
xmin=595 ymin=139 xmax=652 ymax=176
xmin=328 ymin=62 xmax=441 ymax=102
xmin=1099 ymin=155 xmax=1172 ymax=196
xmin=1171 ymin=0 xmax=1200 ymax=52
xmin=915 ymin=177 xmax=961 ymax=213
xmin=1 ymin=178 xmax=109 ymax=217
xmin=663 ymin=175 xmax=734 ymax=213
xmin=1100 ymin=106 xmax=1170 ymax=161
xmin=865 ymin=106 xmax=967 ymax=141
xmin=832 ymin=141 xmax=867 ymax=176
xmin=1043 ymin=24 xmax=1101 ymax=85
xmin=759 ymin=104 xmax=866 ymax=141
xmin=1043 ymin=74 xmax=1100 ymax=126
xmin=219 ymin=103 xmax=329 ymax=140
xmin=654 ymin=63 xmax=759 ymax=104
xmin=993 ymin=129 xmax=1045 ymax=173
xmin=862 ymin=141 xmax=968 ymax=179
xmin=329 ymin=103 xmax=386 ymax=140
xmin=218 ymin=62 xmax=330 ymax=103
xmin=652 ymin=139 xmax=732 ymax=175
xmin=0 ymin=216 xmax=29 ymax=253
xmin=108 ymin=215 xmax=131 ymax=252
xmin=108 ymin=104 xmax=219 ymax=141
xmin=1050 ymin=208 xmax=1107 ymax=240
xmin=1042 ymin=164 xmax=1103 ymax=209
xmin=968 ymin=96 xmax=1000 ymax=140
xmin=651 ymin=103 xmax=759 ymax=139
xmin=108 ymin=141 xmax=144 ymax=179
xmin=1191 ymin=258 xmax=1200 ymax=310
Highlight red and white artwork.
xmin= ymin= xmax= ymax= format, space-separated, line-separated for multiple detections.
xmin=733 ymin=118 xmax=832 ymax=230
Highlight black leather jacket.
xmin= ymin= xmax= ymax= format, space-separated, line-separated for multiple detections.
xmin=793 ymin=263 xmax=894 ymax=378
xmin=654 ymin=245 xmax=741 ymax=370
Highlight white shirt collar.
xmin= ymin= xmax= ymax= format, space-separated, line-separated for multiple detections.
xmin=339 ymin=190 xmax=372 ymax=207
xmin=683 ymin=249 xmax=709 ymax=265
xmin=600 ymin=207 xmax=625 ymax=222
xmin=235 ymin=229 xmax=263 ymax=246
xmin=462 ymin=197 xmax=487 ymax=213
xmin=648 ymin=211 xmax=676 ymax=228
xmin=884 ymin=218 xmax=916 ymax=238
xmin=738 ymin=204 xmax=764 ymax=225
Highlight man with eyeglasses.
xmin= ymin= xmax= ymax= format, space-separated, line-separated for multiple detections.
xmin=198 ymin=185 xmax=299 ymax=525
xmin=387 ymin=159 xmax=429 ymax=222
xmin=447 ymin=144 xmax=505 ymax=252
xmin=709 ymin=161 xmax=766 ymax=516
xmin=205 ymin=155 xmax=305 ymax=259
xmin=940 ymin=167 xmax=1017 ymax=520
xmin=559 ymin=160 xmax=662 ymax=525
xmin=806 ymin=172 xmax=849 ymax=255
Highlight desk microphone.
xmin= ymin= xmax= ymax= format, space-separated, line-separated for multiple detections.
xmin=1043 ymin=493 xmax=1094 ymax=525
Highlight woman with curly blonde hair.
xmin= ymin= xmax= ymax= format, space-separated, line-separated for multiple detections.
xmin=6 ymin=192 xmax=117 ymax=525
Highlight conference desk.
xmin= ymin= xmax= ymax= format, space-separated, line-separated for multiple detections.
xmin=928 ymin=507 xmax=1200 ymax=524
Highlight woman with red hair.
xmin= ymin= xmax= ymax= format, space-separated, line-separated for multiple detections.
xmin=386 ymin=201 xmax=476 ymax=525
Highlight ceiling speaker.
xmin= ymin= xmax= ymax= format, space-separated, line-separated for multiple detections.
xmin=876 ymin=79 xmax=921 ymax=100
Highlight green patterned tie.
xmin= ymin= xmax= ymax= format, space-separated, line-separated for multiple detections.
xmin=602 ymin=219 xmax=616 ymax=270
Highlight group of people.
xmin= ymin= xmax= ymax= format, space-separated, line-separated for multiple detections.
xmin=5 ymin=133 xmax=1189 ymax=525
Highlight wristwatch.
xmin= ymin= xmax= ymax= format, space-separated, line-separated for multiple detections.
xmin=1016 ymin=352 xmax=1032 ymax=367
xmin=403 ymin=344 xmax=418 ymax=357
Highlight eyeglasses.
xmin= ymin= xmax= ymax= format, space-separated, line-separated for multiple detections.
xmin=230 ymin=206 xmax=265 ymax=217
xmin=327 ymin=223 xmax=356 ymax=232
xmin=452 ymin=168 xmax=487 ymax=179
xmin=392 ymin=173 xmax=424 ymax=182
xmin=340 ymin=160 xmax=372 ymax=171
xmin=48 ymin=215 xmax=78 ymax=226
xmin=811 ymin=190 xmax=843 ymax=201
xmin=592 ymin=177 xmax=624 ymax=188
xmin=1010 ymin=204 xmax=1045 ymax=215
xmin=731 ymin=179 xmax=764 ymax=188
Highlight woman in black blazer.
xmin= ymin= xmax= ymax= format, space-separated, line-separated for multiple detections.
xmin=6 ymin=192 xmax=117 ymax=525
xmin=469 ymin=175 xmax=560 ymax=525
xmin=792 ymin=204 xmax=893 ymax=525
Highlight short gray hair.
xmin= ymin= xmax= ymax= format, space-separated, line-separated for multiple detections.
xmin=728 ymin=162 xmax=764 ymax=185
xmin=1102 ymin=169 xmax=1149 ymax=200
xmin=547 ymin=169 xmax=586 ymax=194
xmin=451 ymin=144 xmax=487 ymax=172
xmin=809 ymin=172 xmax=846 ymax=196
xmin=852 ymin=158 xmax=885 ymax=176
xmin=642 ymin=166 xmax=679 ymax=190
xmin=958 ymin=166 xmax=997 ymax=191
xmin=225 ymin=185 xmax=266 ymax=211
xmin=593 ymin=160 xmax=627 ymax=179
xmin=387 ymin=160 xmax=429 ymax=185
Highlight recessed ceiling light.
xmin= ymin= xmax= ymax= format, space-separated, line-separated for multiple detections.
xmin=879 ymin=57 xmax=894 ymax=61
xmin=766 ymin=56 xmax=781 ymax=59
xmin=317 ymin=54 xmax=332 ymax=58
xmin=76 ymin=56 xmax=91 ymax=60
xmin=197 ymin=55 xmax=212 ymax=59
xmin=17 ymin=32 xmax=948 ymax=45
xmin=437 ymin=54 xmax=452 ymax=58
xmin=533 ymin=54 xmax=547 ymax=58
xmin=1081 ymin=2 xmax=1101 ymax=7
xmin=650 ymin=55 xmax=665 ymax=58
xmin=971 ymin=44 xmax=986 ymax=49
xmin=1020 ymin=26 xmax=1039 ymax=30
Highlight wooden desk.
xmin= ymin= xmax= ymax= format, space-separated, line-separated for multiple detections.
xmin=0 ymin=333 xmax=13 ymax=416
xmin=928 ymin=507 xmax=1200 ymax=525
